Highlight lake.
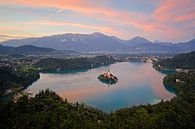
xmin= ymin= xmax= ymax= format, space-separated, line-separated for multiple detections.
xmin=26 ymin=62 xmax=175 ymax=112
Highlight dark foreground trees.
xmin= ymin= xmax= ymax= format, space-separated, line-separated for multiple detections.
xmin=0 ymin=66 xmax=40 ymax=95
xmin=0 ymin=73 xmax=194 ymax=129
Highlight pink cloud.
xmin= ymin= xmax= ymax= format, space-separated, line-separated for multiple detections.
xmin=154 ymin=0 xmax=195 ymax=23
xmin=175 ymin=13 xmax=195 ymax=22
xmin=1 ymin=0 xmax=128 ymax=18
xmin=151 ymin=0 xmax=195 ymax=40
xmin=22 ymin=20 xmax=124 ymax=37
xmin=0 ymin=0 xmax=194 ymax=41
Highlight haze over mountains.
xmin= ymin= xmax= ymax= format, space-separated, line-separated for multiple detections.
xmin=0 ymin=45 xmax=79 ymax=55
xmin=1 ymin=32 xmax=195 ymax=53
xmin=0 ymin=45 xmax=56 ymax=54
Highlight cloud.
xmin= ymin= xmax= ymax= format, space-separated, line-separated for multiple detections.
xmin=152 ymin=0 xmax=195 ymax=40
xmin=0 ymin=0 xmax=194 ymax=42
xmin=22 ymin=19 xmax=124 ymax=37
xmin=154 ymin=0 xmax=195 ymax=23
xmin=56 ymin=8 xmax=64 ymax=14
xmin=0 ymin=34 xmax=26 ymax=41
xmin=0 ymin=0 xmax=134 ymax=38
xmin=0 ymin=26 xmax=40 ymax=41
xmin=1 ymin=0 xmax=125 ymax=17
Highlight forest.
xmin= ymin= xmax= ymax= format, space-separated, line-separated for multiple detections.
xmin=0 ymin=53 xmax=195 ymax=129
xmin=153 ymin=51 xmax=195 ymax=69
xmin=0 ymin=71 xmax=194 ymax=129
xmin=34 ymin=55 xmax=116 ymax=71
xmin=0 ymin=66 xmax=40 ymax=96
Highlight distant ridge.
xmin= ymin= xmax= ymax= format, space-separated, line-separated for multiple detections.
xmin=1 ymin=32 xmax=195 ymax=53
xmin=0 ymin=45 xmax=57 ymax=54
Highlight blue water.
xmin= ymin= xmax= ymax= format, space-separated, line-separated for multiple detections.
xmin=26 ymin=62 xmax=175 ymax=112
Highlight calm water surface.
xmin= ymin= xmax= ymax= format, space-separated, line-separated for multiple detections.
xmin=26 ymin=62 xmax=175 ymax=112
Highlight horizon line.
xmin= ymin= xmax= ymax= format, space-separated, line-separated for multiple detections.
xmin=0 ymin=32 xmax=194 ymax=44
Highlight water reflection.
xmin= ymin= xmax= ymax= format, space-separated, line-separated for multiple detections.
xmin=98 ymin=78 xmax=118 ymax=86
xmin=26 ymin=62 xmax=176 ymax=112
xmin=164 ymin=85 xmax=178 ymax=94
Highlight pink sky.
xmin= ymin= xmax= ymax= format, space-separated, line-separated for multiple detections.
xmin=0 ymin=0 xmax=194 ymax=42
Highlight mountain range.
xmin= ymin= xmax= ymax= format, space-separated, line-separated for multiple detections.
xmin=1 ymin=32 xmax=195 ymax=53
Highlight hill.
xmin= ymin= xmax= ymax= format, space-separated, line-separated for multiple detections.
xmin=1 ymin=32 xmax=195 ymax=53
xmin=34 ymin=55 xmax=116 ymax=71
xmin=0 ymin=45 xmax=56 ymax=54
xmin=154 ymin=51 xmax=195 ymax=69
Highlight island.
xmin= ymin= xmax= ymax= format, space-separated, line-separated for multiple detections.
xmin=98 ymin=70 xmax=118 ymax=85
xmin=0 ymin=52 xmax=195 ymax=129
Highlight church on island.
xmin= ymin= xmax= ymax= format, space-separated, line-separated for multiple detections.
xmin=98 ymin=70 xmax=118 ymax=84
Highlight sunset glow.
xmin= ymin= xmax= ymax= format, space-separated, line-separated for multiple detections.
xmin=0 ymin=0 xmax=194 ymax=42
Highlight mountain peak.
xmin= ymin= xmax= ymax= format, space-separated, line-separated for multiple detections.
xmin=91 ymin=32 xmax=106 ymax=36
xmin=130 ymin=36 xmax=150 ymax=43
xmin=1 ymin=33 xmax=195 ymax=52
